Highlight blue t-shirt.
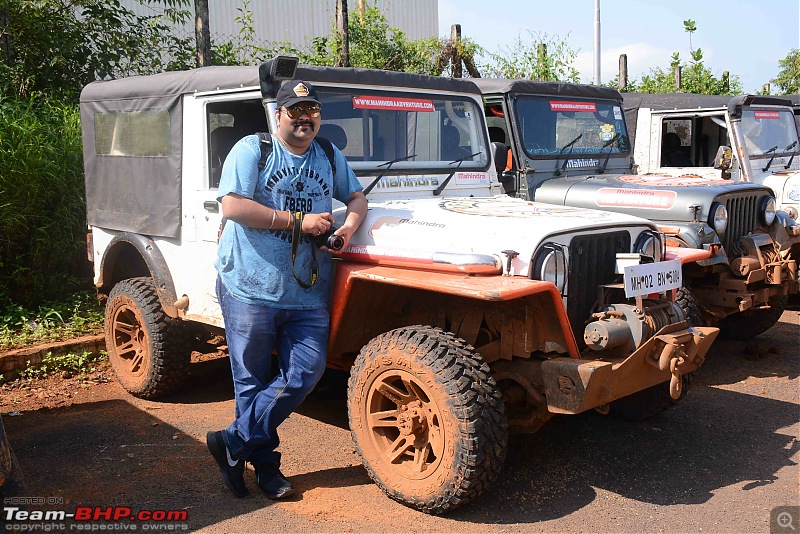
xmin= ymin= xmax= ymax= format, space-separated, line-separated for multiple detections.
xmin=215 ymin=134 xmax=361 ymax=309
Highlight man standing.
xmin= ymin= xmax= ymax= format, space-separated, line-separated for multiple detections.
xmin=208 ymin=80 xmax=367 ymax=499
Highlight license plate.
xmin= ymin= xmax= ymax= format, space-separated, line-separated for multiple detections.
xmin=623 ymin=259 xmax=682 ymax=298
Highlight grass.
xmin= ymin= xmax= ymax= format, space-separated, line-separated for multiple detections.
xmin=18 ymin=350 xmax=107 ymax=381
xmin=0 ymin=291 xmax=104 ymax=351
xmin=0 ymin=95 xmax=89 ymax=305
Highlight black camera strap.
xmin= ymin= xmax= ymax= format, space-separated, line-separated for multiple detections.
xmin=291 ymin=211 xmax=318 ymax=289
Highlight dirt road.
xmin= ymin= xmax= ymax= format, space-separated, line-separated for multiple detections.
xmin=2 ymin=310 xmax=798 ymax=533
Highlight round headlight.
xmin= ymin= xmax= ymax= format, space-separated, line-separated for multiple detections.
xmin=709 ymin=202 xmax=728 ymax=236
xmin=760 ymin=196 xmax=777 ymax=226
xmin=635 ymin=232 xmax=663 ymax=262
xmin=532 ymin=245 xmax=567 ymax=292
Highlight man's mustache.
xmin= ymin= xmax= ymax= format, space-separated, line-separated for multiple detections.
xmin=292 ymin=120 xmax=314 ymax=129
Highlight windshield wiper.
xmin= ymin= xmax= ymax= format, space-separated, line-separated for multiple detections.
xmin=362 ymin=154 xmax=417 ymax=195
xmin=433 ymin=152 xmax=482 ymax=196
xmin=784 ymin=140 xmax=798 ymax=169
xmin=554 ymin=134 xmax=583 ymax=176
xmin=760 ymin=145 xmax=779 ymax=172
xmin=596 ymin=132 xmax=623 ymax=174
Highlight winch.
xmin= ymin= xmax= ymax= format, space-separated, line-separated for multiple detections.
xmin=583 ymin=299 xmax=685 ymax=352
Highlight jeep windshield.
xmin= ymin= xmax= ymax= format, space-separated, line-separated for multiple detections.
xmin=313 ymin=89 xmax=490 ymax=175
xmin=513 ymin=97 xmax=630 ymax=159
xmin=741 ymin=107 xmax=799 ymax=158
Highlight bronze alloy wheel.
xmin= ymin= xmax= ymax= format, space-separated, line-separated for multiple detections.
xmin=348 ymin=325 xmax=507 ymax=514
xmin=104 ymin=277 xmax=189 ymax=399
xmin=365 ymin=368 xmax=445 ymax=480
xmin=109 ymin=296 xmax=152 ymax=384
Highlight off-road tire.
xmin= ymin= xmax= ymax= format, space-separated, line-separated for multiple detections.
xmin=676 ymin=286 xmax=703 ymax=327
xmin=105 ymin=277 xmax=190 ymax=399
xmin=347 ymin=326 xmax=507 ymax=514
xmin=608 ymin=373 xmax=693 ymax=421
xmin=719 ymin=295 xmax=788 ymax=341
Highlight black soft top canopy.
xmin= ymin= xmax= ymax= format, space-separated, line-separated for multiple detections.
xmin=474 ymin=78 xmax=623 ymax=101
xmin=621 ymin=93 xmax=795 ymax=138
xmin=279 ymin=65 xmax=483 ymax=96
xmin=80 ymin=66 xmax=261 ymax=102
xmin=81 ymin=64 xmax=483 ymax=103
xmin=622 ymin=92 xmax=731 ymax=112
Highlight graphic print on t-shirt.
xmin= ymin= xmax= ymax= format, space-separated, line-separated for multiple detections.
xmin=265 ymin=163 xmax=331 ymax=244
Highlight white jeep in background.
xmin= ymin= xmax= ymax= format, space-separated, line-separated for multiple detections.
xmin=81 ymin=57 xmax=718 ymax=514
xmin=623 ymin=93 xmax=800 ymax=222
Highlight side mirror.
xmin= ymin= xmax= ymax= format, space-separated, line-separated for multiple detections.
xmin=491 ymin=141 xmax=509 ymax=174
xmin=713 ymin=146 xmax=733 ymax=172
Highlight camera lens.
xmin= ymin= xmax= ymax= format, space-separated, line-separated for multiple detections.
xmin=326 ymin=234 xmax=345 ymax=251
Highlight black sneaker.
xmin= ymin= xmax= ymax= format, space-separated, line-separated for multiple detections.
xmin=206 ymin=430 xmax=249 ymax=498
xmin=254 ymin=462 xmax=294 ymax=499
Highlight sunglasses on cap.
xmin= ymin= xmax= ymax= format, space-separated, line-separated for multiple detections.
xmin=283 ymin=104 xmax=321 ymax=119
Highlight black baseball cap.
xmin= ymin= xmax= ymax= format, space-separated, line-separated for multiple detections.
xmin=276 ymin=80 xmax=321 ymax=109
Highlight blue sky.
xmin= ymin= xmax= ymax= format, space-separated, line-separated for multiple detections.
xmin=437 ymin=0 xmax=799 ymax=93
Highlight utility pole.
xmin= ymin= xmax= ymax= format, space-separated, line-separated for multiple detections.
xmin=593 ymin=0 xmax=601 ymax=85
xmin=195 ymin=0 xmax=212 ymax=67
xmin=336 ymin=0 xmax=350 ymax=67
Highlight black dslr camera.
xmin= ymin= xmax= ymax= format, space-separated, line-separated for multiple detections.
xmin=312 ymin=226 xmax=344 ymax=251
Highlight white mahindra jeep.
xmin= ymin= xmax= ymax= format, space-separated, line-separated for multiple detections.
xmin=81 ymin=57 xmax=718 ymax=514
xmin=623 ymin=93 xmax=800 ymax=223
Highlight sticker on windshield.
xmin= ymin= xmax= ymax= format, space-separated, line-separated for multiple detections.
xmin=550 ymin=101 xmax=597 ymax=112
xmin=754 ymin=111 xmax=780 ymax=120
xmin=353 ymin=96 xmax=435 ymax=112
xmin=613 ymin=106 xmax=623 ymax=120
xmin=600 ymin=124 xmax=616 ymax=142
xmin=597 ymin=188 xmax=677 ymax=209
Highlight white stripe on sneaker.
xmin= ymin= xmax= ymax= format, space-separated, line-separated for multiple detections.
xmin=226 ymin=448 xmax=238 ymax=467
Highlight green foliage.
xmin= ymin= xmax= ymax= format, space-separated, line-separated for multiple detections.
xmin=330 ymin=3 xmax=441 ymax=73
xmin=482 ymin=31 xmax=580 ymax=82
xmin=0 ymin=292 xmax=103 ymax=350
xmin=18 ymin=351 xmax=107 ymax=380
xmin=0 ymin=0 xmax=194 ymax=101
xmin=0 ymin=96 xmax=91 ymax=305
xmin=623 ymin=54 xmax=742 ymax=95
xmin=770 ymin=49 xmax=800 ymax=95
xmin=208 ymin=0 xmax=304 ymax=66
xmin=210 ymin=1 xmax=443 ymax=74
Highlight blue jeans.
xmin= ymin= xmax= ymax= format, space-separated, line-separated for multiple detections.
xmin=216 ymin=277 xmax=329 ymax=466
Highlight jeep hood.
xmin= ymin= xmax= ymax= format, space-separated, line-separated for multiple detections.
xmin=756 ymin=169 xmax=800 ymax=210
xmin=534 ymin=173 xmax=774 ymax=223
xmin=336 ymin=195 xmax=654 ymax=276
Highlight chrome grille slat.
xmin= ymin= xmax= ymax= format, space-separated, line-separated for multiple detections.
xmin=722 ymin=192 xmax=760 ymax=256
xmin=566 ymin=231 xmax=630 ymax=339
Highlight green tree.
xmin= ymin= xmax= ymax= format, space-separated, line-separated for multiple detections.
xmin=770 ymin=49 xmax=800 ymax=95
xmin=482 ymin=31 xmax=580 ymax=82
xmin=0 ymin=0 xmax=194 ymax=101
